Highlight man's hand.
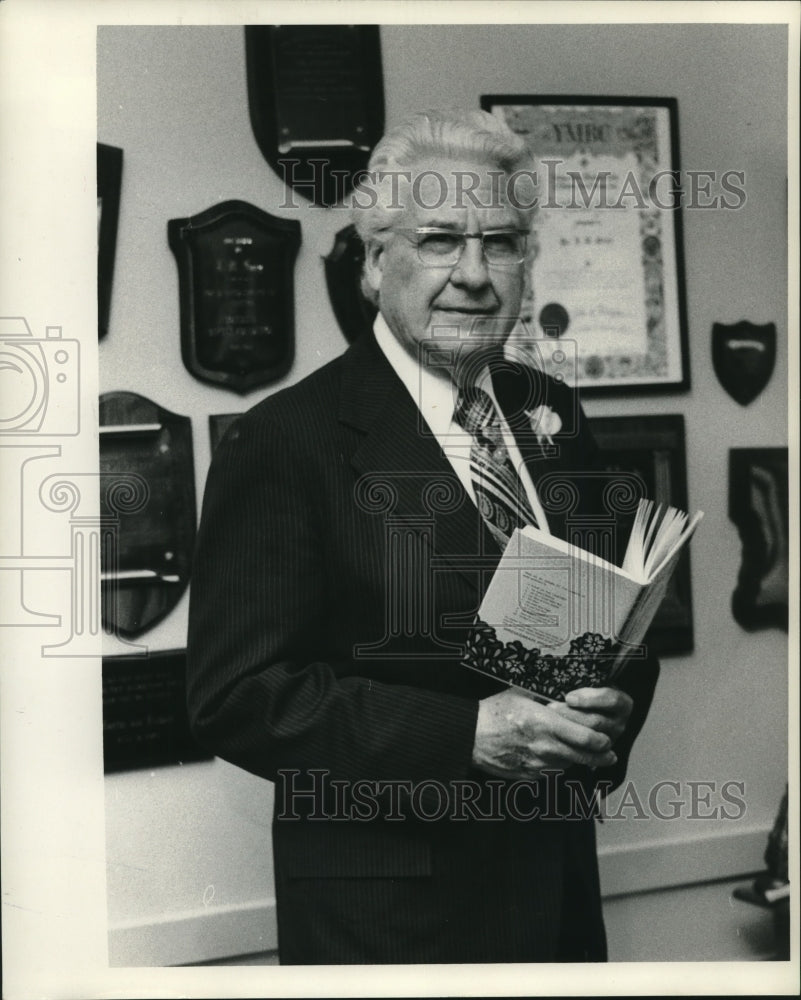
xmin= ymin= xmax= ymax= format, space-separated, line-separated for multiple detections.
xmin=563 ymin=686 xmax=633 ymax=744
xmin=471 ymin=686 xmax=633 ymax=781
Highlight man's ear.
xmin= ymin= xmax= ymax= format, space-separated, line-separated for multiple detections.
xmin=363 ymin=239 xmax=384 ymax=296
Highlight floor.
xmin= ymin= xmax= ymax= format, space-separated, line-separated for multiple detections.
xmin=603 ymin=877 xmax=785 ymax=962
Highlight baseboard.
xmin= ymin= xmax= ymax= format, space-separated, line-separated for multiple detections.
xmin=108 ymin=900 xmax=278 ymax=968
xmin=598 ymin=824 xmax=770 ymax=897
xmin=108 ymin=825 xmax=772 ymax=967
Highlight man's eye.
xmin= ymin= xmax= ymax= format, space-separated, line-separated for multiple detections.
xmin=484 ymin=233 xmax=520 ymax=256
xmin=420 ymin=232 xmax=462 ymax=255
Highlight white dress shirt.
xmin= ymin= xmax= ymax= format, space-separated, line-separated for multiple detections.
xmin=373 ymin=314 xmax=550 ymax=533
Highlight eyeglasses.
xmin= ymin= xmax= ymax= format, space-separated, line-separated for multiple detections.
xmin=394 ymin=227 xmax=528 ymax=268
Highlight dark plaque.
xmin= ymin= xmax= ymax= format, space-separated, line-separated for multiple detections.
xmin=103 ymin=649 xmax=211 ymax=773
xmin=712 ymin=320 xmax=776 ymax=406
xmin=168 ymin=200 xmax=300 ymax=392
xmin=100 ymin=391 xmax=196 ymax=637
xmin=97 ymin=143 xmax=123 ymax=340
xmin=729 ymin=448 xmax=788 ymax=631
xmin=208 ymin=412 xmax=241 ymax=452
xmin=324 ymin=224 xmax=377 ymax=343
xmin=591 ymin=414 xmax=695 ymax=656
xmin=245 ymin=25 xmax=384 ymax=207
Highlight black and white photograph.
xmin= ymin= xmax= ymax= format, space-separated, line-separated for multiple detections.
xmin=1 ymin=2 xmax=798 ymax=997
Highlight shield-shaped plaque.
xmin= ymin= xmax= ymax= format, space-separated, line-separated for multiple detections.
xmin=245 ymin=25 xmax=384 ymax=208
xmin=712 ymin=321 xmax=776 ymax=405
xmin=324 ymin=224 xmax=377 ymax=343
xmin=99 ymin=391 xmax=196 ymax=637
xmin=168 ymin=200 xmax=300 ymax=393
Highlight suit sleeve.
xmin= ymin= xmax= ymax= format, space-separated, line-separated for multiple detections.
xmin=186 ymin=408 xmax=479 ymax=790
xmin=592 ymin=652 xmax=660 ymax=794
xmin=572 ymin=397 xmax=661 ymax=793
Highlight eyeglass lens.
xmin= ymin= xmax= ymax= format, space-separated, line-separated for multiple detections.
xmin=416 ymin=231 xmax=525 ymax=266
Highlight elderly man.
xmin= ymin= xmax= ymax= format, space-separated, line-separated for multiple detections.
xmin=186 ymin=108 xmax=658 ymax=964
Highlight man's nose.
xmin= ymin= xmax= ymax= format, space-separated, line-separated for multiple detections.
xmin=450 ymin=236 xmax=490 ymax=289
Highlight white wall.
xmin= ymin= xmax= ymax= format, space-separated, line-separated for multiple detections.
xmin=98 ymin=23 xmax=790 ymax=965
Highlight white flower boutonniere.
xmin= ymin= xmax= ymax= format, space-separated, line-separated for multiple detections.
xmin=524 ymin=404 xmax=562 ymax=446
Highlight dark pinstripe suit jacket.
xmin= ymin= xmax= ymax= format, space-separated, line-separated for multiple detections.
xmin=186 ymin=330 xmax=659 ymax=964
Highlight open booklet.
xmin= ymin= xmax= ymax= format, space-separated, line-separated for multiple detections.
xmin=464 ymin=499 xmax=703 ymax=702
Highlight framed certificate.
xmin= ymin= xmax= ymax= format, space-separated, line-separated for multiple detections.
xmin=482 ymin=96 xmax=689 ymax=394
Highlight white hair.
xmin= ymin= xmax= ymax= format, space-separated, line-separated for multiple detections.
xmin=351 ymin=108 xmax=537 ymax=304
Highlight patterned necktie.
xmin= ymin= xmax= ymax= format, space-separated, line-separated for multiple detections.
xmin=453 ymin=386 xmax=538 ymax=548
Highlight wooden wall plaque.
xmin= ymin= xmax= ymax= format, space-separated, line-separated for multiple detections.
xmin=168 ymin=200 xmax=300 ymax=393
xmin=99 ymin=391 xmax=196 ymax=637
xmin=245 ymin=25 xmax=384 ymax=207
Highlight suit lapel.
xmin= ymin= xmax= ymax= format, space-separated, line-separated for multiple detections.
xmin=340 ymin=334 xmax=500 ymax=590
xmin=338 ymin=335 xmax=597 ymax=580
xmin=491 ymin=363 xmax=591 ymax=542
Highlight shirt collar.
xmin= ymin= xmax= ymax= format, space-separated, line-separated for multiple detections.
xmin=373 ymin=313 xmax=461 ymax=439
xmin=371 ymin=313 xmax=512 ymax=422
